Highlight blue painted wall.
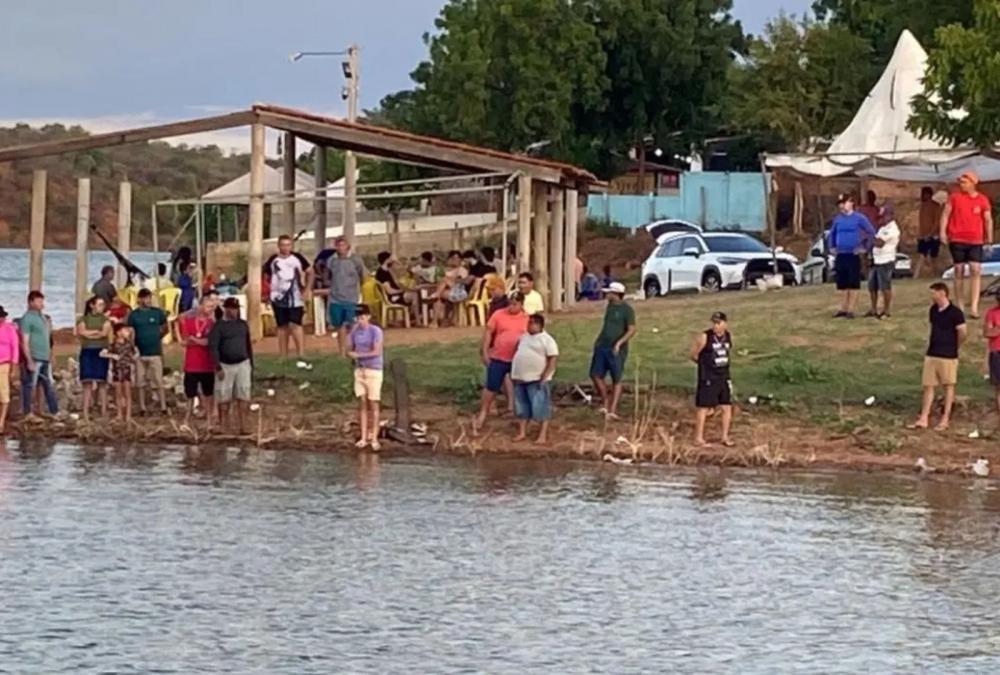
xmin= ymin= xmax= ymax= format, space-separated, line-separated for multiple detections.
xmin=587 ymin=172 xmax=769 ymax=231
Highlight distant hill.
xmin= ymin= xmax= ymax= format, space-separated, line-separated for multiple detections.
xmin=0 ymin=123 xmax=251 ymax=249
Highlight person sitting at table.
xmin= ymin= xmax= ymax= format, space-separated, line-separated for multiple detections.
xmin=431 ymin=250 xmax=472 ymax=326
xmin=375 ymin=251 xmax=420 ymax=323
xmin=411 ymin=251 xmax=438 ymax=285
xmin=469 ymin=247 xmax=499 ymax=278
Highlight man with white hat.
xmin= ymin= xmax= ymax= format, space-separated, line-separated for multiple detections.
xmin=589 ymin=282 xmax=636 ymax=420
xmin=941 ymin=171 xmax=993 ymax=319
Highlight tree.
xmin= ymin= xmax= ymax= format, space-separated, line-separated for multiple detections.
xmin=813 ymin=0 xmax=973 ymax=63
xmin=909 ymin=0 xmax=1000 ymax=147
xmin=724 ymin=14 xmax=874 ymax=151
xmin=402 ymin=0 xmax=608 ymax=161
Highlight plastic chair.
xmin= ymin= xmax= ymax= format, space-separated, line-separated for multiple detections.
xmin=118 ymin=286 xmax=138 ymax=308
xmin=464 ymin=277 xmax=490 ymax=327
xmin=376 ymin=283 xmax=411 ymax=329
xmin=360 ymin=277 xmax=383 ymax=326
xmin=157 ymin=287 xmax=182 ymax=344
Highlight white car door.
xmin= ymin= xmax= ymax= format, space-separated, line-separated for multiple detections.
xmin=651 ymin=237 xmax=686 ymax=293
xmin=672 ymin=235 xmax=707 ymax=290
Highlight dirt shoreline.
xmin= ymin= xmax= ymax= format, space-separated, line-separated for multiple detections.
xmin=5 ymin=388 xmax=995 ymax=479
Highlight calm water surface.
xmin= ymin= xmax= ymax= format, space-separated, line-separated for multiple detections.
xmin=1 ymin=441 xmax=999 ymax=673
xmin=0 ymin=248 xmax=164 ymax=327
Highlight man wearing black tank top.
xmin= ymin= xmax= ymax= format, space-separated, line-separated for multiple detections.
xmin=690 ymin=312 xmax=734 ymax=447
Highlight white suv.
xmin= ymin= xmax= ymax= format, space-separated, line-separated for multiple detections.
xmin=641 ymin=231 xmax=801 ymax=297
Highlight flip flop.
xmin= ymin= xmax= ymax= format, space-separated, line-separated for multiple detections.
xmin=721 ymin=439 xmax=735 ymax=448
xmin=906 ymin=422 xmax=929 ymax=430
xmin=934 ymin=423 xmax=950 ymax=432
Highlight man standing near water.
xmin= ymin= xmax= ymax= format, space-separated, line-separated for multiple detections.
xmin=91 ymin=266 xmax=118 ymax=307
xmin=179 ymin=296 xmax=217 ymax=425
xmin=18 ymin=291 xmax=58 ymax=417
xmin=911 ymin=283 xmax=966 ymax=431
xmin=209 ymin=297 xmax=253 ymax=435
xmin=690 ymin=312 xmax=734 ymax=447
xmin=473 ymin=292 xmax=528 ymax=434
xmin=827 ymin=193 xmax=876 ymax=319
xmin=915 ymin=187 xmax=942 ymax=278
xmin=941 ymin=171 xmax=993 ymax=319
xmin=866 ymin=203 xmax=900 ymax=320
xmin=590 ymin=282 xmax=636 ymax=420
xmin=325 ymin=236 xmax=366 ymax=357
xmin=127 ymin=289 xmax=169 ymax=415
xmin=265 ymin=234 xmax=313 ymax=359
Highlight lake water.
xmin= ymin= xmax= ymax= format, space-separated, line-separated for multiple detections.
xmin=1 ymin=441 xmax=999 ymax=673
xmin=0 ymin=248 xmax=164 ymax=327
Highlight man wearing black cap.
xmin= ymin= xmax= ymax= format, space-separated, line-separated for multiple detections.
xmin=689 ymin=312 xmax=734 ymax=446
xmin=827 ymin=193 xmax=876 ymax=318
xmin=208 ymin=297 xmax=253 ymax=434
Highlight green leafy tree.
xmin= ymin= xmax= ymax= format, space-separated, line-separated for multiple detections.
xmin=909 ymin=0 xmax=1000 ymax=147
xmin=724 ymin=14 xmax=873 ymax=151
xmin=813 ymin=0 xmax=973 ymax=63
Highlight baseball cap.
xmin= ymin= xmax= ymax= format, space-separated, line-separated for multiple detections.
xmin=711 ymin=311 xmax=727 ymax=323
xmin=603 ymin=282 xmax=626 ymax=295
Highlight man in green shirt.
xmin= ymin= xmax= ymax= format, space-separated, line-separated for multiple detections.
xmin=589 ymin=282 xmax=637 ymax=419
xmin=19 ymin=291 xmax=58 ymax=416
xmin=127 ymin=288 xmax=169 ymax=413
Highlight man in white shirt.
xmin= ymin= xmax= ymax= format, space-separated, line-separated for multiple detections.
xmin=867 ymin=203 xmax=901 ymax=320
xmin=510 ymin=313 xmax=559 ymax=444
xmin=516 ymin=272 xmax=545 ymax=316
xmin=264 ymin=234 xmax=313 ymax=358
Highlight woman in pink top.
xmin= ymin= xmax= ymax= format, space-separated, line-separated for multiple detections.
xmin=0 ymin=305 xmax=21 ymax=434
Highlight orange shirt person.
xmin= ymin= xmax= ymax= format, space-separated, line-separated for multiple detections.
xmin=940 ymin=171 xmax=994 ymax=319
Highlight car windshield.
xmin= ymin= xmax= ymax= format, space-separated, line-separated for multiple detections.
xmin=704 ymin=236 xmax=770 ymax=254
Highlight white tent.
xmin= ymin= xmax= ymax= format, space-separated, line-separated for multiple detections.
xmin=201 ymin=165 xmax=316 ymax=204
xmin=765 ymin=29 xmax=995 ymax=181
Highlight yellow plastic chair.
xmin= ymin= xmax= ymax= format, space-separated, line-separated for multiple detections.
xmin=157 ymin=287 xmax=182 ymax=345
xmin=463 ymin=277 xmax=490 ymax=327
xmin=360 ymin=277 xmax=383 ymax=326
xmin=118 ymin=286 xmax=138 ymax=308
xmin=376 ymin=283 xmax=411 ymax=329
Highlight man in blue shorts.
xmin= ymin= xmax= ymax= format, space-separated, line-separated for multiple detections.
xmin=473 ymin=292 xmax=528 ymax=434
xmin=590 ymin=282 xmax=636 ymax=419
xmin=324 ymin=236 xmax=366 ymax=357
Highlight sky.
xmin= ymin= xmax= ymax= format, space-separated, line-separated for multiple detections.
xmin=0 ymin=0 xmax=813 ymax=153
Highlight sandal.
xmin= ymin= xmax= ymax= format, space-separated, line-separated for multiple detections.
xmin=354 ymin=439 xmax=367 ymax=449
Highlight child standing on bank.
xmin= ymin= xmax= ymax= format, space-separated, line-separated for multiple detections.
xmin=106 ymin=324 xmax=138 ymax=423
xmin=348 ymin=305 xmax=385 ymax=451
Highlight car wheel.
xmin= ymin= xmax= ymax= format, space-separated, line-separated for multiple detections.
xmin=702 ymin=270 xmax=722 ymax=293
xmin=643 ymin=277 xmax=662 ymax=298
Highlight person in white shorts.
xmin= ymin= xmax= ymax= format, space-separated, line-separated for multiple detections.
xmin=348 ymin=304 xmax=384 ymax=451
xmin=208 ymin=297 xmax=253 ymax=434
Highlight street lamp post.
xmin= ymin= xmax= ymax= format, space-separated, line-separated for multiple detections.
xmin=290 ymin=45 xmax=360 ymax=244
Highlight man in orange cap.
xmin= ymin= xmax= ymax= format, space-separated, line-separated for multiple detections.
xmin=940 ymin=171 xmax=993 ymax=318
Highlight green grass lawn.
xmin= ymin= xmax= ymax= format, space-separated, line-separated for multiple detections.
xmin=248 ymin=278 xmax=996 ymax=435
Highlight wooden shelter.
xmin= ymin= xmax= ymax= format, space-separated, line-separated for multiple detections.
xmin=1 ymin=104 xmax=598 ymax=339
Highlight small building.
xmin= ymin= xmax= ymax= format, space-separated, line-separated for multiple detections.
xmin=608 ymin=160 xmax=681 ymax=196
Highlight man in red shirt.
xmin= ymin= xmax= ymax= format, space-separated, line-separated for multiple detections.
xmin=941 ymin=171 xmax=994 ymax=318
xmin=178 ymin=295 xmax=217 ymax=424
xmin=473 ymin=292 xmax=528 ymax=434
xmin=984 ymin=292 xmax=1000 ymax=421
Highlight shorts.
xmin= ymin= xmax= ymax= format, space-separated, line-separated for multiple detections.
xmin=0 ymin=363 xmax=10 ymax=404
xmin=922 ymin=357 xmax=958 ymax=387
xmin=216 ymin=360 xmax=252 ymax=403
xmin=514 ymin=381 xmax=552 ymax=421
xmin=328 ymin=302 xmax=356 ymax=329
xmin=273 ymin=305 xmax=304 ymax=327
xmin=918 ymin=238 xmax=941 ymax=258
xmin=835 ymin=253 xmax=862 ymax=290
xmin=137 ymin=356 xmax=164 ymax=389
xmin=868 ymin=262 xmax=895 ymax=292
xmin=79 ymin=347 xmax=109 ymax=383
xmin=949 ymin=242 xmax=983 ymax=265
xmin=183 ymin=371 xmax=215 ymax=399
xmin=485 ymin=359 xmax=512 ymax=394
xmin=354 ymin=367 xmax=383 ymax=401
xmin=990 ymin=352 xmax=1000 ymax=387
xmin=696 ymin=377 xmax=732 ymax=408
xmin=590 ymin=345 xmax=627 ymax=384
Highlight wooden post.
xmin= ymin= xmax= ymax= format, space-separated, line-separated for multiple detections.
xmin=247 ymin=123 xmax=266 ymax=341
xmin=564 ymin=189 xmax=579 ymax=308
xmin=314 ymin=146 xmax=327 ymax=254
xmin=282 ymin=131 xmax=296 ymax=236
xmin=343 ymin=156 xmax=357 ymax=244
xmin=75 ymin=178 xmax=91 ymax=314
xmin=532 ymin=183 xmax=549 ymax=298
xmin=29 ymin=170 xmax=46 ymax=291
xmin=451 ymin=222 xmax=461 ymax=252
xmin=516 ymin=175 xmax=532 ymax=273
xmin=549 ymin=188 xmax=565 ymax=311
xmin=389 ymin=359 xmax=414 ymax=445
xmin=793 ymin=180 xmax=804 ymax=235
xmin=389 ymin=215 xmax=400 ymax=258
xmin=116 ymin=181 xmax=132 ymax=287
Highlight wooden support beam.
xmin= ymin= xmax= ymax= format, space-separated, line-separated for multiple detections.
xmin=282 ymin=132 xmax=296 ymax=236
xmin=0 ymin=111 xmax=256 ymax=163
xmin=549 ymin=188 xmax=565 ymax=311
xmin=517 ymin=175 xmax=532 ymax=273
xmin=532 ymin=183 xmax=549 ymax=298
xmin=247 ymin=123 xmax=266 ymax=342
xmin=117 ymin=181 xmax=131 ymax=287
xmin=343 ymin=152 xmax=357 ymax=244
xmin=29 ymin=170 xmax=46 ymax=291
xmin=314 ymin=146 xmax=327 ymax=253
xmin=564 ymin=189 xmax=579 ymax=308
xmin=75 ymin=178 xmax=90 ymax=315
xmin=389 ymin=216 xmax=400 ymax=259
